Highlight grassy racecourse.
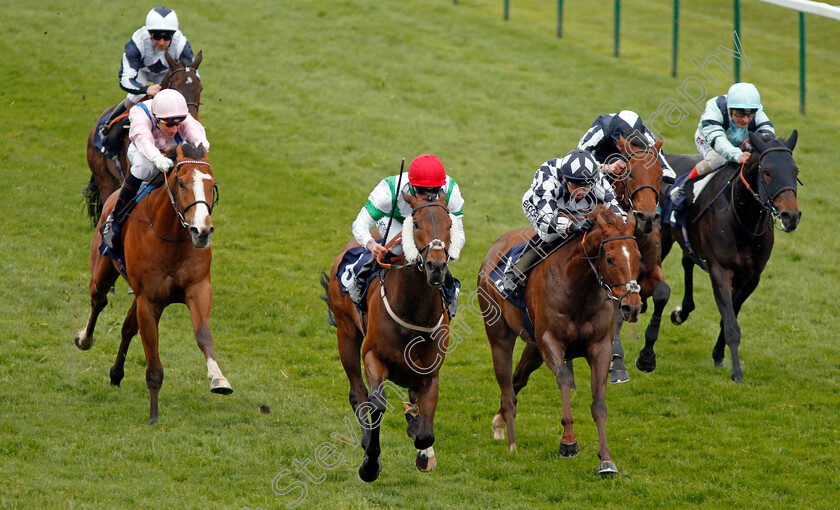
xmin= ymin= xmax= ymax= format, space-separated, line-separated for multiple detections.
xmin=2 ymin=0 xmax=839 ymax=508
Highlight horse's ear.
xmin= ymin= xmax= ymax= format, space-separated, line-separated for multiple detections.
xmin=190 ymin=51 xmax=203 ymax=69
xmin=402 ymin=192 xmax=417 ymax=209
xmin=748 ymin=131 xmax=767 ymax=153
xmin=624 ymin=209 xmax=636 ymax=234
xmin=654 ymin=136 xmax=664 ymax=152
xmin=784 ymin=130 xmax=798 ymax=151
xmin=165 ymin=51 xmax=178 ymax=69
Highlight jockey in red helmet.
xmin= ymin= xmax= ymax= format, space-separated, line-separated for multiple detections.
xmin=345 ymin=154 xmax=465 ymax=309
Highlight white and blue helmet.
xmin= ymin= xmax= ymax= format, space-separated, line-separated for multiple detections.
xmin=146 ymin=6 xmax=179 ymax=33
xmin=727 ymin=82 xmax=762 ymax=110
xmin=559 ymin=149 xmax=599 ymax=184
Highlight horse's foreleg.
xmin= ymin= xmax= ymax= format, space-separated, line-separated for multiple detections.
xmin=488 ymin=325 xmax=518 ymax=450
xmin=75 ymin=255 xmax=119 ymax=351
xmin=539 ymin=333 xmax=578 ymax=458
xmin=186 ymin=283 xmax=232 ymax=395
xmin=671 ymin=254 xmax=696 ymax=325
xmin=637 ymin=277 xmax=670 ymax=373
xmin=709 ymin=265 xmax=742 ymax=382
xmin=414 ymin=375 xmax=439 ymax=472
xmin=337 ymin=322 xmax=367 ymax=419
xmin=609 ymin=306 xmax=629 ymax=384
xmin=588 ymin=337 xmax=617 ymax=475
xmin=358 ymin=351 xmax=388 ymax=483
xmin=136 ymin=297 xmax=164 ymax=424
xmin=713 ymin=274 xmax=759 ymax=377
xmin=110 ymin=297 xmax=138 ymax=386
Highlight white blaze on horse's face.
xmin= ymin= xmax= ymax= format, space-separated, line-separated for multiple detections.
xmin=189 ymin=169 xmax=213 ymax=236
xmin=622 ymin=245 xmax=631 ymax=269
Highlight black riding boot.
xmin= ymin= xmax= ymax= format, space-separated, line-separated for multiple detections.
xmin=502 ymin=238 xmax=546 ymax=294
xmin=348 ymin=257 xmax=378 ymax=305
xmin=98 ymin=102 xmax=129 ymax=156
xmin=102 ymin=173 xmax=142 ymax=251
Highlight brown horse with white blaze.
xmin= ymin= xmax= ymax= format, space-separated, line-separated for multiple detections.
xmin=75 ymin=142 xmax=230 ymax=425
xmin=323 ymin=191 xmax=457 ymax=482
xmin=83 ymin=51 xmax=203 ymax=224
xmin=478 ymin=205 xmax=640 ymax=475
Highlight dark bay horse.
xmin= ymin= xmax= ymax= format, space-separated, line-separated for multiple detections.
xmin=605 ymin=134 xmax=671 ymax=383
xmin=478 ymin=205 xmax=641 ymax=475
xmin=662 ymin=130 xmax=801 ymax=383
xmin=323 ymin=192 xmax=456 ymax=482
xmin=75 ymin=142 xmax=230 ymax=424
xmin=83 ymin=51 xmax=203 ymax=224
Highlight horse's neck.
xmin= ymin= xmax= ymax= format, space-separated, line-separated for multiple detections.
xmin=384 ymin=267 xmax=443 ymax=322
xmin=730 ymin=160 xmax=768 ymax=227
xmin=140 ymin=180 xmax=182 ymax=235
xmin=547 ymin=243 xmax=602 ymax=302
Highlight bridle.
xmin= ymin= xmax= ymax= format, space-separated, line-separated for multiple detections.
xmin=581 ymin=232 xmax=641 ymax=306
xmin=733 ymin=145 xmax=795 ymax=234
xmin=163 ymin=159 xmax=218 ymax=230
xmin=163 ymin=66 xmax=201 ymax=112
xmin=620 ymin=146 xmax=661 ymax=216
xmin=410 ymin=202 xmax=451 ymax=274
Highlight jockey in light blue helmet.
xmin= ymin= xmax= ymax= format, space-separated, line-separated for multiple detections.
xmin=726 ymin=82 xmax=762 ymax=110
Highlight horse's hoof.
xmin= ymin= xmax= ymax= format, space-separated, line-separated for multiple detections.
xmin=210 ymin=377 xmax=233 ymax=395
xmin=598 ymin=460 xmax=618 ymax=476
xmin=731 ymin=373 xmax=744 ymax=384
xmin=491 ymin=413 xmax=506 ymax=440
xmin=559 ymin=442 xmax=579 ymax=457
xmin=74 ymin=330 xmax=94 ymax=350
xmin=609 ymin=368 xmax=630 ymax=384
xmin=415 ymin=447 xmax=437 ymax=472
xmin=670 ymin=307 xmax=684 ymax=325
xmin=713 ymin=357 xmax=725 ymax=369
xmin=358 ymin=455 xmax=382 ymax=483
xmin=148 ymin=417 xmax=158 ymax=426
xmin=635 ymin=354 xmax=656 ymax=373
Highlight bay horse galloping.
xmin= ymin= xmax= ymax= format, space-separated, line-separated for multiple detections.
xmin=606 ymin=134 xmax=670 ymax=383
xmin=478 ymin=205 xmax=641 ymax=475
xmin=323 ymin=192 xmax=456 ymax=482
xmin=662 ymin=130 xmax=801 ymax=382
xmin=83 ymin=51 xmax=203 ymax=224
xmin=75 ymin=142 xmax=231 ymax=424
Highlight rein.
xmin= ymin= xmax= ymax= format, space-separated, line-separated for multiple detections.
xmin=581 ymin=232 xmax=641 ymax=306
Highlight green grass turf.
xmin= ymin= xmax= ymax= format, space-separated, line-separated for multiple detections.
xmin=1 ymin=0 xmax=839 ymax=508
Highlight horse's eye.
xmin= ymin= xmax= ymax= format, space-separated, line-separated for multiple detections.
xmin=414 ymin=222 xmax=419 ymax=229
xmin=605 ymin=256 xmax=614 ymax=265
xmin=178 ymin=180 xmax=186 ymax=190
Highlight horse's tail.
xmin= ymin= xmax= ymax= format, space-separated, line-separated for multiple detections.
xmin=81 ymin=176 xmax=102 ymax=228
xmin=319 ymin=271 xmax=336 ymax=327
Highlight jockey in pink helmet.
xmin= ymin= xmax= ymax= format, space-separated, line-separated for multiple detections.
xmin=101 ymin=89 xmax=209 ymax=252
xmin=345 ymin=154 xmax=466 ymax=307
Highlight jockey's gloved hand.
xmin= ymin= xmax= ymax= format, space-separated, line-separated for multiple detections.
xmin=153 ymin=154 xmax=174 ymax=172
xmin=567 ymin=218 xmax=594 ymax=234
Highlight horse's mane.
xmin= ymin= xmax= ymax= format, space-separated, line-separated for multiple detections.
xmin=181 ymin=142 xmax=206 ymax=160
xmin=589 ymin=204 xmax=624 ymax=230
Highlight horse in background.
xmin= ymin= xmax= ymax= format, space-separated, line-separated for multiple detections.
xmin=661 ymin=130 xmax=801 ymax=382
xmin=75 ymin=142 xmax=230 ymax=425
xmin=605 ymin=133 xmax=670 ymax=383
xmin=322 ymin=191 xmax=457 ymax=482
xmin=83 ymin=51 xmax=203 ymax=224
xmin=478 ymin=205 xmax=641 ymax=475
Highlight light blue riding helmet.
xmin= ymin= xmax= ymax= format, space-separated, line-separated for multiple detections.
xmin=727 ymin=82 xmax=762 ymax=110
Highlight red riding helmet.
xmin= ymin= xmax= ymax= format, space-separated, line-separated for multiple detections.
xmin=408 ymin=154 xmax=446 ymax=187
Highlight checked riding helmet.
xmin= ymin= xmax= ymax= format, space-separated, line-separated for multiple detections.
xmin=152 ymin=89 xmax=189 ymax=121
xmin=559 ymin=149 xmax=599 ymax=184
xmin=408 ymin=154 xmax=447 ymax=188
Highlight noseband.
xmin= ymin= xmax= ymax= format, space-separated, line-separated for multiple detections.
xmin=409 ymin=202 xmax=450 ymax=273
xmin=582 ymin=233 xmax=640 ymax=306
xmin=164 ymin=160 xmax=218 ymax=229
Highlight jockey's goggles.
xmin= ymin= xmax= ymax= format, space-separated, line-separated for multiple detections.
xmin=413 ymin=185 xmax=442 ymax=197
xmin=564 ymin=177 xmax=594 ymax=187
xmin=158 ymin=116 xmax=185 ymax=127
xmin=149 ymin=30 xmax=174 ymax=41
xmin=731 ymin=108 xmax=757 ymax=117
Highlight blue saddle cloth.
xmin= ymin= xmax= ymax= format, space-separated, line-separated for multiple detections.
xmin=97 ymin=179 xmax=164 ymax=277
xmin=487 ymin=241 xmax=529 ymax=310
xmin=662 ymin=171 xmax=691 ymax=229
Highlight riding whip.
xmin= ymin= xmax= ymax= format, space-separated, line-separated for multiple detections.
xmin=381 ymin=157 xmax=405 ymax=247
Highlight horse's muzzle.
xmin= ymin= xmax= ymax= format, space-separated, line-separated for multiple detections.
xmin=190 ymin=225 xmax=214 ymax=248
xmin=633 ymin=211 xmax=659 ymax=235
xmin=779 ymin=209 xmax=801 ymax=232
xmin=425 ymin=261 xmax=447 ymax=287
